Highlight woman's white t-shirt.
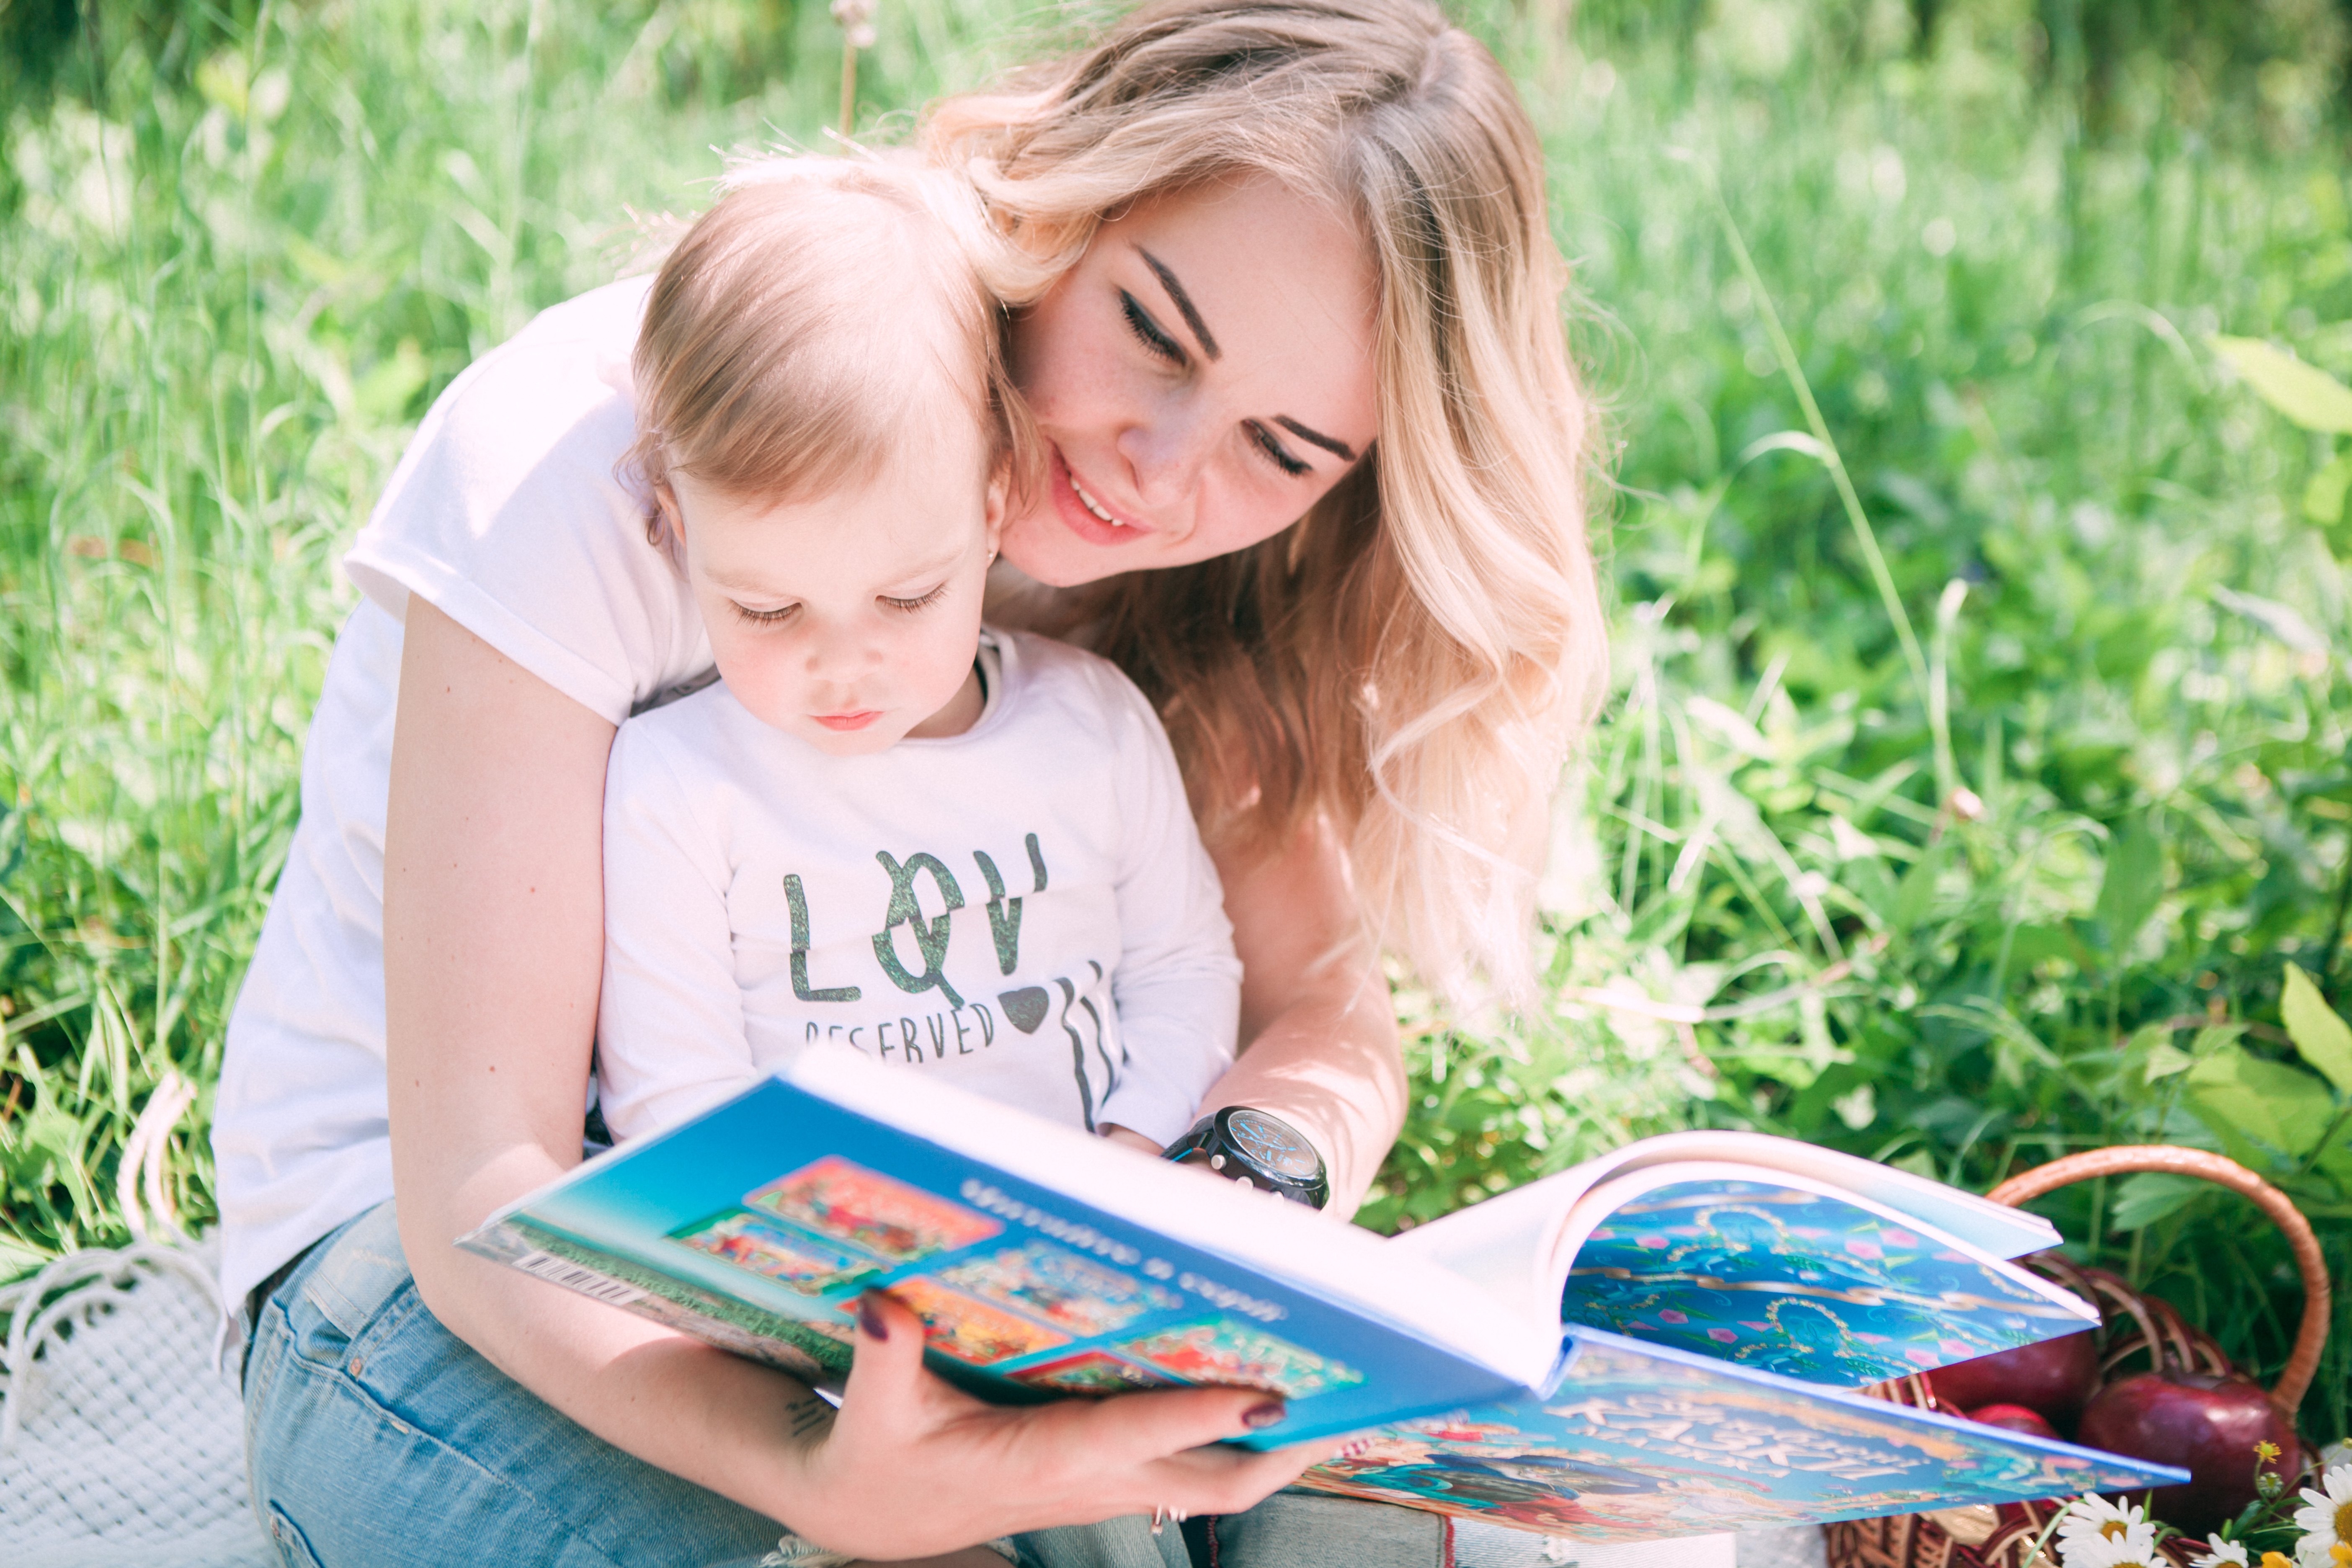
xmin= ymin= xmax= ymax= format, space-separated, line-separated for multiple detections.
xmin=210 ymin=276 xmax=725 ymax=1309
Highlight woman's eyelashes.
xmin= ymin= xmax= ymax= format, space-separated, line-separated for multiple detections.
xmin=1246 ymin=421 xmax=1311 ymax=477
xmin=1121 ymin=291 xmax=1315 ymax=480
xmin=1119 ymin=290 xmax=1184 ymax=364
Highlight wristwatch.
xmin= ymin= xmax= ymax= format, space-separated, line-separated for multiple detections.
xmin=1163 ymin=1106 xmax=1330 ymax=1209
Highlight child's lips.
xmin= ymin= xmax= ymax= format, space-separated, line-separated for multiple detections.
xmin=813 ymin=711 xmax=880 ymax=732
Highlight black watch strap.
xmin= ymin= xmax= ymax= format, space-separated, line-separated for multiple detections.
xmin=1163 ymin=1106 xmax=1331 ymax=1209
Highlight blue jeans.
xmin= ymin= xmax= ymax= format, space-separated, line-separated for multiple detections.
xmin=239 ymin=1202 xmax=1475 ymax=1568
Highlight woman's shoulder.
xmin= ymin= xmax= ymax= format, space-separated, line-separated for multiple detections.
xmin=397 ymin=275 xmax=653 ymax=476
xmin=346 ymin=273 xmax=711 ymax=728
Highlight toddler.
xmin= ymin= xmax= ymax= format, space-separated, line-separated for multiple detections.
xmin=593 ymin=162 xmax=1241 ymax=1162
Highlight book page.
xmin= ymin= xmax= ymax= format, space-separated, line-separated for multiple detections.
xmin=1384 ymin=1130 xmax=2059 ymax=1331
xmin=1291 ymin=1327 xmax=2188 ymax=1543
xmin=1550 ymin=1163 xmax=2096 ymax=1385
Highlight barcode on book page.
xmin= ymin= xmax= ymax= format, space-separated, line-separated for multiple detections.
xmin=511 ymin=1248 xmax=646 ymax=1308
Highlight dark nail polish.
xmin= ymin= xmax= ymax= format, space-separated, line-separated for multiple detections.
xmin=856 ymin=1294 xmax=889 ymax=1341
xmin=1242 ymin=1400 xmax=1286 ymax=1429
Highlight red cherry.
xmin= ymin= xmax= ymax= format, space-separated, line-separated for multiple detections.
xmin=1926 ymin=1330 xmax=2101 ymax=1428
xmin=2073 ymin=1370 xmax=2299 ymax=1535
xmin=1968 ymin=1403 xmax=2062 ymax=1440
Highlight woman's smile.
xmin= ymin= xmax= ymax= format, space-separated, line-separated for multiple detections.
xmin=1050 ymin=448 xmax=1151 ymax=546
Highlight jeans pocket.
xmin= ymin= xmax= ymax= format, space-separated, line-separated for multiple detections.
xmin=288 ymin=1200 xmax=412 ymax=1370
xmin=266 ymin=1503 xmax=327 ymax=1568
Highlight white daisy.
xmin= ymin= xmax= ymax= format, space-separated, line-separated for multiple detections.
xmin=2058 ymin=1495 xmax=2152 ymax=1558
xmin=2060 ymin=1521 xmax=2165 ymax=1568
xmin=2292 ymin=1461 xmax=2352 ymax=1568
xmin=2190 ymin=1537 xmax=2251 ymax=1568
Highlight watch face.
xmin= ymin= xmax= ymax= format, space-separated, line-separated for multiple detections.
xmin=1225 ymin=1109 xmax=1318 ymax=1178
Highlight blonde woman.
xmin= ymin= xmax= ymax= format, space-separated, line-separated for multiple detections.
xmin=218 ymin=3 xmax=1625 ymax=1565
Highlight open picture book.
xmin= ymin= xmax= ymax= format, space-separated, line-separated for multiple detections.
xmin=461 ymin=1052 xmax=2186 ymax=1542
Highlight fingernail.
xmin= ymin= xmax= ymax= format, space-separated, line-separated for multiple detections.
xmin=856 ymin=1294 xmax=889 ymax=1341
xmin=1242 ymin=1400 xmax=1286 ymax=1429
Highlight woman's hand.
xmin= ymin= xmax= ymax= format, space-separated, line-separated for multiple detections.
xmin=1200 ymin=816 xmax=1405 ymax=1221
xmin=785 ymin=1292 xmax=1332 ymax=1560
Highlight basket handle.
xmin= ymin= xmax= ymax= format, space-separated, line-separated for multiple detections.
xmin=1986 ymin=1145 xmax=2331 ymax=1415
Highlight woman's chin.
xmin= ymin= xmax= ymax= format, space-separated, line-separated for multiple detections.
xmin=998 ymin=511 xmax=1126 ymax=588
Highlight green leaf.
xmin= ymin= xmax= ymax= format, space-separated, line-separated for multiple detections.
xmin=2143 ymin=1041 xmax=2197 ymax=1083
xmin=2184 ymin=1046 xmax=2337 ymax=1157
xmin=2110 ymin=1171 xmax=2209 ymax=1230
xmin=2213 ymin=336 xmax=2352 ymax=433
xmin=2280 ymin=963 xmax=2352 ymax=1094
xmin=2094 ymin=819 xmax=2164 ymax=953
xmin=2306 ymin=449 xmax=2352 ymax=526
xmin=1893 ymin=837 xmax=1947 ymax=930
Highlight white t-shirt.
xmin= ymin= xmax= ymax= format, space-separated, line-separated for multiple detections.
xmin=596 ymin=630 xmax=1238 ymax=1148
xmin=211 ymin=276 xmax=725 ymax=1309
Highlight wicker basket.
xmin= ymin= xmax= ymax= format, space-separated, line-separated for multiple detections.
xmin=1824 ymin=1145 xmax=2332 ymax=1568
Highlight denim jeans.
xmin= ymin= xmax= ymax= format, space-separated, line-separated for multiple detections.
xmin=240 ymin=1201 xmax=1731 ymax=1568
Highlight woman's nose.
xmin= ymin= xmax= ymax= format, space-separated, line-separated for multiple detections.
xmin=1117 ymin=400 xmax=1212 ymax=515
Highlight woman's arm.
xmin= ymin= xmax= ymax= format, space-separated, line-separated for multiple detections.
xmin=1199 ymin=815 xmax=1407 ymax=1221
xmin=382 ymin=600 xmax=1323 ymax=1555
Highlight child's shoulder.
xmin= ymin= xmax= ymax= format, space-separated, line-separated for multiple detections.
xmin=608 ymin=676 xmax=761 ymax=771
xmin=990 ymin=627 xmax=1156 ymax=724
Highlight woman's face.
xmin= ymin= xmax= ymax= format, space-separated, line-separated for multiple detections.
xmin=1001 ymin=174 xmax=1381 ymax=587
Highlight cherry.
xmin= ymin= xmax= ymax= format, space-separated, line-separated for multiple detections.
xmin=1968 ymin=1403 xmax=2062 ymax=1440
xmin=1926 ymin=1330 xmax=2101 ymax=1430
xmin=2073 ymin=1369 xmax=2299 ymax=1535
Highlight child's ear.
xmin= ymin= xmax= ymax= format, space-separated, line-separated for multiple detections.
xmin=654 ymin=482 xmax=684 ymax=540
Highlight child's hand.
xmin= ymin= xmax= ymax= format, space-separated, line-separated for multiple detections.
xmin=776 ymin=1290 xmax=1333 ymax=1560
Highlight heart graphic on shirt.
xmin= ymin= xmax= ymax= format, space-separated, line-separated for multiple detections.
xmin=998 ymin=987 xmax=1050 ymax=1034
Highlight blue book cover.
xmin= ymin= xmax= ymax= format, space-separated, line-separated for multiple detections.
xmin=463 ymin=1058 xmax=1550 ymax=1447
xmin=1295 ymin=1329 xmax=2188 ymax=1543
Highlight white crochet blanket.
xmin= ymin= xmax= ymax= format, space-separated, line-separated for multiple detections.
xmin=0 ymin=1236 xmax=272 ymax=1567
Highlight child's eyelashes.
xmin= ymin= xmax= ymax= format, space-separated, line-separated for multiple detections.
xmin=882 ymin=583 xmax=949 ymax=613
xmin=1119 ymin=291 xmax=1184 ymax=364
xmin=728 ymin=585 xmax=945 ymax=623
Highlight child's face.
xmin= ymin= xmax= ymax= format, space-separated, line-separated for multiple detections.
xmin=665 ymin=441 xmax=1006 ymax=756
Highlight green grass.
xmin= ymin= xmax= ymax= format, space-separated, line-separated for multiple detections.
xmin=3 ymin=0 xmax=2348 ymax=1447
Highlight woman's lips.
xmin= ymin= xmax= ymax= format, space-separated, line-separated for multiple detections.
xmin=1050 ymin=449 xmax=1149 ymax=548
xmin=813 ymin=711 xmax=880 ymax=732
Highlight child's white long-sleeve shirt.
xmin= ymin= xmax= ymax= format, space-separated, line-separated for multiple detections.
xmin=596 ymin=627 xmax=1240 ymax=1146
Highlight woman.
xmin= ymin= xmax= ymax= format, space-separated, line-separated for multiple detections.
xmin=217 ymin=3 xmax=1609 ymax=1564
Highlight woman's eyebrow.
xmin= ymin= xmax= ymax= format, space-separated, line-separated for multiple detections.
xmin=1274 ymin=415 xmax=1356 ymax=462
xmin=1137 ymin=248 xmax=1220 ymax=361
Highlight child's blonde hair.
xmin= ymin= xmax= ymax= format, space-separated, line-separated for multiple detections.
xmin=624 ymin=160 xmax=1038 ymax=537
xmin=926 ymin=0 xmax=1606 ymax=1005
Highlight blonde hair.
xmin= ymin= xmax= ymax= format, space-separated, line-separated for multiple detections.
xmin=924 ymin=0 xmax=1606 ymax=1005
xmin=624 ymin=160 xmax=1039 ymax=533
